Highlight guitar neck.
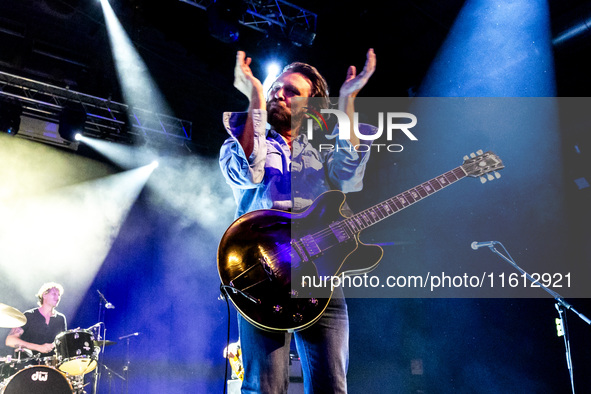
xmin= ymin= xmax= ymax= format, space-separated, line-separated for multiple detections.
xmin=343 ymin=165 xmax=468 ymax=234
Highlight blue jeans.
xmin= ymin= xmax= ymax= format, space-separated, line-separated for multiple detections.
xmin=238 ymin=292 xmax=349 ymax=394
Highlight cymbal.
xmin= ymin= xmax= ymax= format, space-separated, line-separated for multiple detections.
xmin=0 ymin=303 xmax=26 ymax=328
xmin=94 ymin=340 xmax=116 ymax=347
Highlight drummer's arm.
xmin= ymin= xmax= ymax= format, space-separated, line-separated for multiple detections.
xmin=5 ymin=327 xmax=54 ymax=354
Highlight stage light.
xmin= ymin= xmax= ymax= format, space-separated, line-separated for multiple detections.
xmin=150 ymin=160 xmax=159 ymax=169
xmin=0 ymin=96 xmax=23 ymax=136
xmin=74 ymin=133 xmax=83 ymax=141
xmin=263 ymin=61 xmax=282 ymax=99
xmin=59 ymin=102 xmax=87 ymax=142
xmin=288 ymin=24 xmax=316 ymax=47
xmin=206 ymin=0 xmax=246 ymax=43
xmin=267 ymin=62 xmax=281 ymax=77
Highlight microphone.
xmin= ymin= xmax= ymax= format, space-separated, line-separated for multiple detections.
xmin=471 ymin=241 xmax=498 ymax=250
xmin=97 ymin=290 xmax=115 ymax=309
xmin=118 ymin=332 xmax=140 ymax=340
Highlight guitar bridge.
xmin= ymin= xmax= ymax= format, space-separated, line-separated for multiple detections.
xmin=291 ymin=240 xmax=309 ymax=263
xmin=229 ymin=254 xmax=274 ymax=293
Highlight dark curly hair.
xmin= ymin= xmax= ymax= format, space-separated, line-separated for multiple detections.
xmin=282 ymin=62 xmax=330 ymax=111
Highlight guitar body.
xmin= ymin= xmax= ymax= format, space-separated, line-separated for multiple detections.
xmin=217 ymin=190 xmax=384 ymax=332
xmin=218 ymin=151 xmax=505 ymax=332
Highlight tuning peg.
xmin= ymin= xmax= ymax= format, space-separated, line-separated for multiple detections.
xmin=476 ymin=149 xmax=483 ymax=155
xmin=463 ymin=155 xmax=469 ymax=161
xmin=480 ymin=176 xmax=487 ymax=184
xmin=487 ymin=173 xmax=494 ymax=181
xmin=470 ymin=152 xmax=476 ymax=158
xmin=494 ymin=171 xmax=501 ymax=179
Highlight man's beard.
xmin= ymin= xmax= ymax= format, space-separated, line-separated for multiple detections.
xmin=268 ymin=101 xmax=306 ymax=133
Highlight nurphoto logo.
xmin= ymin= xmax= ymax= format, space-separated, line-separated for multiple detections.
xmin=303 ymin=105 xmax=418 ymax=153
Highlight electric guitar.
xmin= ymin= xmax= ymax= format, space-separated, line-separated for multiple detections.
xmin=218 ymin=150 xmax=504 ymax=332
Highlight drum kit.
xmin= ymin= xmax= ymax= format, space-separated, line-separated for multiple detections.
xmin=0 ymin=302 xmax=116 ymax=394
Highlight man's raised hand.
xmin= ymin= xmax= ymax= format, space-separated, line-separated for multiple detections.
xmin=339 ymin=48 xmax=377 ymax=98
xmin=234 ymin=51 xmax=265 ymax=108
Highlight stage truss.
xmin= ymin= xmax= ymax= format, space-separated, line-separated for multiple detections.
xmin=0 ymin=70 xmax=192 ymax=150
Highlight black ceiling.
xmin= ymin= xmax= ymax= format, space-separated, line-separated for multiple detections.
xmin=1 ymin=0 xmax=590 ymax=155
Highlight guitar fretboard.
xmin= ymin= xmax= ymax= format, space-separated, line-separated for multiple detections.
xmin=343 ymin=166 xmax=468 ymax=234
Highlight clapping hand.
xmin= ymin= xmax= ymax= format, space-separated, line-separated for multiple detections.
xmin=234 ymin=51 xmax=265 ymax=107
xmin=339 ymin=48 xmax=377 ymax=98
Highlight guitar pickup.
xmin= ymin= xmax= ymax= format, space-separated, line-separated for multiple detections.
xmin=329 ymin=222 xmax=351 ymax=243
xmin=301 ymin=235 xmax=321 ymax=257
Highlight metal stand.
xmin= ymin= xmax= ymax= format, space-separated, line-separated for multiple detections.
xmin=91 ymin=300 xmax=104 ymax=394
xmin=98 ymin=361 xmax=126 ymax=394
xmin=481 ymin=241 xmax=590 ymax=394
xmin=555 ymin=303 xmax=575 ymax=394
xmin=92 ymin=290 xmax=116 ymax=394
xmin=118 ymin=332 xmax=139 ymax=394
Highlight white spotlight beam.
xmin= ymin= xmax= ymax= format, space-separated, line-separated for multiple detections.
xmin=77 ymin=134 xmax=157 ymax=170
xmin=99 ymin=0 xmax=174 ymax=124
xmin=0 ymin=164 xmax=157 ymax=318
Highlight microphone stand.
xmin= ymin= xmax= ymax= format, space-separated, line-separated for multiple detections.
xmin=118 ymin=332 xmax=139 ymax=394
xmin=480 ymin=241 xmax=590 ymax=394
xmin=93 ymin=290 xmax=115 ymax=394
xmin=93 ymin=300 xmax=105 ymax=394
xmin=98 ymin=360 xmax=126 ymax=394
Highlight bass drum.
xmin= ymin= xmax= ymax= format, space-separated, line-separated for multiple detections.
xmin=0 ymin=365 xmax=72 ymax=394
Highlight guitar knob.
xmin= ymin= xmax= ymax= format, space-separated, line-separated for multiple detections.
xmin=293 ymin=313 xmax=303 ymax=323
xmin=272 ymin=305 xmax=283 ymax=314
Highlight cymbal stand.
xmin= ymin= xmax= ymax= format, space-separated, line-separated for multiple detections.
xmin=481 ymin=241 xmax=590 ymax=394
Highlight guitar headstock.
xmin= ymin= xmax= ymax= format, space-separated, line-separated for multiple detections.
xmin=462 ymin=150 xmax=504 ymax=183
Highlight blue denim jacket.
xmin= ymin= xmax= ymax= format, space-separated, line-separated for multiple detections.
xmin=219 ymin=109 xmax=375 ymax=219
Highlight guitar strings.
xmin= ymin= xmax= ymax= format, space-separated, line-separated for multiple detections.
xmin=265 ymin=167 xmax=467 ymax=262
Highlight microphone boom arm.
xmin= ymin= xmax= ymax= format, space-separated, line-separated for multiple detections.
xmin=478 ymin=241 xmax=590 ymax=394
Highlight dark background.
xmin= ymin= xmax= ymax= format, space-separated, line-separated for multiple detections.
xmin=1 ymin=0 xmax=591 ymax=393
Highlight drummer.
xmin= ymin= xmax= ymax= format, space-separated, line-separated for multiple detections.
xmin=5 ymin=282 xmax=67 ymax=358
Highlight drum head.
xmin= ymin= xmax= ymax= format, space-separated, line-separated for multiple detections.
xmin=1 ymin=365 xmax=72 ymax=394
xmin=58 ymin=357 xmax=97 ymax=376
